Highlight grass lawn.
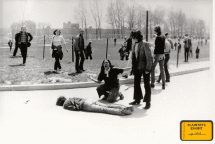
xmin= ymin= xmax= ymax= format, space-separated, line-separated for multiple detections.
xmin=0 ymin=38 xmax=210 ymax=85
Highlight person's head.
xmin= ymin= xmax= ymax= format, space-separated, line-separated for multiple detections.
xmin=165 ymin=33 xmax=169 ymax=38
xmin=89 ymin=41 xmax=92 ymax=45
xmin=53 ymin=29 xmax=61 ymax=36
xmin=185 ymin=34 xmax=189 ymax=38
xmin=80 ymin=29 xmax=84 ymax=35
xmin=101 ymin=59 xmax=113 ymax=71
xmin=154 ymin=26 xmax=161 ymax=35
xmin=130 ymin=30 xmax=143 ymax=42
xmin=56 ymin=96 xmax=67 ymax=106
xmin=21 ymin=26 xmax=27 ymax=32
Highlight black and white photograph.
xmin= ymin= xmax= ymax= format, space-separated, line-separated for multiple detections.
xmin=0 ymin=0 xmax=214 ymax=143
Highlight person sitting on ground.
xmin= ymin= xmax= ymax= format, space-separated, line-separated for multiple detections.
xmin=91 ymin=59 xmax=131 ymax=103
xmin=56 ymin=96 xmax=134 ymax=116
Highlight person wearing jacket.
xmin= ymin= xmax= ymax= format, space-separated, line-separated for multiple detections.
xmin=14 ymin=26 xmax=33 ymax=65
xmin=157 ymin=33 xmax=171 ymax=83
xmin=118 ymin=45 xmax=125 ymax=60
xmin=92 ymin=59 xmax=131 ymax=103
xmin=183 ymin=34 xmax=192 ymax=62
xmin=151 ymin=26 xmax=166 ymax=90
xmin=56 ymin=96 xmax=134 ymax=116
xmin=128 ymin=30 xmax=153 ymax=109
xmin=74 ymin=29 xmax=85 ymax=73
xmin=196 ymin=46 xmax=200 ymax=59
xmin=50 ymin=29 xmax=68 ymax=72
xmin=85 ymin=41 xmax=92 ymax=60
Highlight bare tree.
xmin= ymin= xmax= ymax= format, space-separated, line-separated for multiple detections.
xmin=127 ymin=4 xmax=136 ymax=30
xmin=90 ymin=0 xmax=103 ymax=39
xmin=106 ymin=2 xmax=116 ymax=38
xmin=74 ymin=0 xmax=88 ymax=39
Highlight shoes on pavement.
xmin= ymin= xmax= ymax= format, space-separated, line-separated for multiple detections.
xmin=166 ymin=80 xmax=170 ymax=82
xmin=144 ymin=102 xmax=151 ymax=109
xmin=129 ymin=100 xmax=141 ymax=105
xmin=119 ymin=92 xmax=124 ymax=100
xmin=76 ymin=70 xmax=82 ymax=73
xmin=151 ymin=84 xmax=155 ymax=88
xmin=162 ymin=84 xmax=165 ymax=90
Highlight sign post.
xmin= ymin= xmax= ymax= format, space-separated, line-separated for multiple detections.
xmin=72 ymin=37 xmax=74 ymax=62
xmin=43 ymin=35 xmax=45 ymax=59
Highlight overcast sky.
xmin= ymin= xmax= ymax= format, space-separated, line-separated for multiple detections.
xmin=1 ymin=0 xmax=213 ymax=29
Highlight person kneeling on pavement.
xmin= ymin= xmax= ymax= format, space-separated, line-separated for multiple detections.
xmin=56 ymin=96 xmax=134 ymax=116
xmin=91 ymin=59 xmax=131 ymax=103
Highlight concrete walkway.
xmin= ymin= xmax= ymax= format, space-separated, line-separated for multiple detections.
xmin=0 ymin=70 xmax=214 ymax=144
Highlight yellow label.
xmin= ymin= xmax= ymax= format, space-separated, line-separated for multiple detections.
xmin=180 ymin=121 xmax=213 ymax=141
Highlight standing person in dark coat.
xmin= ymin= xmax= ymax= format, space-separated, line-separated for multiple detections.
xmin=85 ymin=41 xmax=92 ymax=60
xmin=92 ymin=59 xmax=131 ymax=103
xmin=74 ymin=29 xmax=85 ymax=73
xmin=8 ymin=40 xmax=13 ymax=51
xmin=14 ymin=26 xmax=33 ymax=65
xmin=195 ymin=46 xmax=200 ymax=59
xmin=156 ymin=33 xmax=171 ymax=83
xmin=183 ymin=34 xmax=192 ymax=62
xmin=114 ymin=37 xmax=117 ymax=46
xmin=128 ymin=30 xmax=153 ymax=109
xmin=151 ymin=26 xmax=166 ymax=90
xmin=174 ymin=42 xmax=177 ymax=51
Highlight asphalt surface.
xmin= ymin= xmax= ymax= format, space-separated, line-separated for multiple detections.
xmin=0 ymin=70 xmax=214 ymax=144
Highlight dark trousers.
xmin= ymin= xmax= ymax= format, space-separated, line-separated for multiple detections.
xmin=75 ymin=50 xmax=85 ymax=71
xmin=54 ymin=54 xmax=61 ymax=70
xmin=125 ymin=55 xmax=129 ymax=60
xmin=9 ymin=46 xmax=12 ymax=51
xmin=86 ymin=54 xmax=92 ymax=60
xmin=133 ymin=69 xmax=151 ymax=102
xmin=20 ymin=43 xmax=28 ymax=64
xmin=13 ymin=43 xmax=20 ymax=56
xmin=158 ymin=54 xmax=170 ymax=81
xmin=96 ymin=84 xmax=120 ymax=103
xmin=184 ymin=48 xmax=190 ymax=61
xmin=120 ymin=56 xmax=124 ymax=60
xmin=196 ymin=53 xmax=199 ymax=59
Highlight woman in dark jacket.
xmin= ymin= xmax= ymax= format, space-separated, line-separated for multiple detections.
xmin=151 ymin=26 xmax=165 ymax=89
xmin=91 ymin=60 xmax=131 ymax=103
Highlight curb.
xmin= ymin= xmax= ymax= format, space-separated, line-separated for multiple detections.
xmin=0 ymin=67 xmax=209 ymax=91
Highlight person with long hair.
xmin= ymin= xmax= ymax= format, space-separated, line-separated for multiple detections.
xmin=128 ymin=30 xmax=153 ymax=109
xmin=51 ymin=29 xmax=68 ymax=72
xmin=151 ymin=26 xmax=166 ymax=90
xmin=91 ymin=59 xmax=131 ymax=103
xmin=56 ymin=96 xmax=134 ymax=116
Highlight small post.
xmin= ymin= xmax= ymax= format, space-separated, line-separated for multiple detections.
xmin=72 ymin=37 xmax=74 ymax=62
xmin=106 ymin=38 xmax=108 ymax=59
xmin=146 ymin=11 xmax=148 ymax=42
xmin=177 ymin=44 xmax=179 ymax=67
xmin=43 ymin=35 xmax=45 ymax=59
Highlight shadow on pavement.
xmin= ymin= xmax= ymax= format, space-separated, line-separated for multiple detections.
xmin=44 ymin=70 xmax=59 ymax=75
xmin=68 ymin=72 xmax=81 ymax=76
xmin=9 ymin=55 xmax=22 ymax=58
xmin=9 ymin=64 xmax=25 ymax=67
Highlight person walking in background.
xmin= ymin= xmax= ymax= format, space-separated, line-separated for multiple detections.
xmin=85 ymin=41 xmax=92 ymax=60
xmin=50 ymin=29 xmax=68 ymax=72
xmin=174 ymin=42 xmax=177 ymax=51
xmin=114 ymin=37 xmax=117 ymax=46
xmin=8 ymin=40 xmax=13 ymax=51
xmin=151 ymin=26 xmax=166 ymax=90
xmin=118 ymin=45 xmax=125 ymax=60
xmin=14 ymin=26 xmax=33 ymax=65
xmin=128 ymin=30 xmax=153 ymax=109
xmin=156 ymin=33 xmax=171 ymax=83
xmin=183 ymin=34 xmax=192 ymax=62
xmin=91 ymin=59 xmax=131 ymax=103
xmin=177 ymin=39 xmax=181 ymax=53
xmin=195 ymin=46 xmax=200 ymax=59
xmin=74 ymin=29 xmax=85 ymax=73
